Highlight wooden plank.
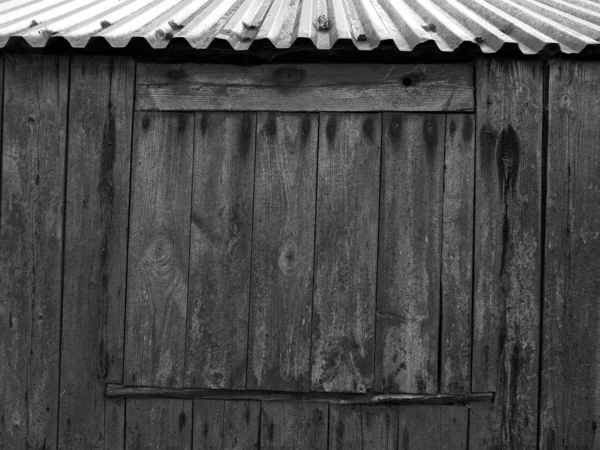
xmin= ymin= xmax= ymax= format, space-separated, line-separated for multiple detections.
xmin=329 ymin=405 xmax=362 ymax=450
xmin=193 ymin=400 xmax=260 ymax=449
xmin=126 ymin=399 xmax=192 ymax=450
xmin=330 ymin=405 xmax=398 ymax=449
xmin=247 ymin=112 xmax=318 ymax=391
xmin=261 ymin=402 xmax=328 ymax=449
xmin=59 ymin=55 xmax=135 ymax=449
xmin=375 ymin=113 xmax=445 ymax=394
xmin=440 ymin=114 xmax=475 ymax=393
xmin=540 ymin=60 xmax=600 ymax=448
xmin=0 ymin=54 xmax=68 ymax=450
xmin=124 ymin=112 xmax=194 ymax=387
xmin=311 ymin=113 xmax=381 ymax=393
xmin=470 ymin=59 xmax=542 ymax=447
xmin=104 ymin=398 xmax=125 ymax=450
xmin=185 ymin=112 xmax=255 ymax=389
xmin=398 ymin=405 xmax=468 ymax=449
xmin=135 ymin=64 xmax=474 ymax=112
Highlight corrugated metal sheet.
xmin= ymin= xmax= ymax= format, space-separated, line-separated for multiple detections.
xmin=1 ymin=0 xmax=599 ymax=54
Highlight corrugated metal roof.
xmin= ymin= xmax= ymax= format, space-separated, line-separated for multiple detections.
xmin=1 ymin=0 xmax=599 ymax=54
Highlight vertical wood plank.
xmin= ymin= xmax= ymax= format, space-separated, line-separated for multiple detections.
xmin=185 ymin=112 xmax=255 ymax=389
xmin=311 ymin=113 xmax=381 ymax=393
xmin=361 ymin=405 xmax=399 ymax=450
xmin=59 ymin=55 xmax=135 ymax=449
xmin=192 ymin=400 xmax=260 ymax=449
xmin=376 ymin=113 xmax=445 ymax=394
xmin=470 ymin=59 xmax=542 ymax=448
xmin=329 ymin=405 xmax=362 ymax=450
xmin=124 ymin=112 xmax=194 ymax=387
xmin=398 ymin=405 xmax=468 ymax=450
xmin=247 ymin=112 xmax=318 ymax=391
xmin=0 ymin=54 xmax=68 ymax=450
xmin=441 ymin=114 xmax=475 ymax=393
xmin=126 ymin=399 xmax=192 ymax=450
xmin=104 ymin=398 xmax=125 ymax=450
xmin=540 ymin=60 xmax=600 ymax=449
xmin=261 ymin=402 xmax=328 ymax=449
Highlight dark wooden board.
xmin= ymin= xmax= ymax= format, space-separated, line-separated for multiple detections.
xmin=311 ymin=113 xmax=381 ymax=393
xmin=193 ymin=400 xmax=260 ymax=449
xmin=440 ymin=114 xmax=475 ymax=393
xmin=126 ymin=399 xmax=192 ymax=450
xmin=0 ymin=54 xmax=68 ymax=450
xmin=135 ymin=64 xmax=474 ymax=112
xmin=376 ymin=113 xmax=445 ymax=394
xmin=185 ymin=112 xmax=255 ymax=389
xmin=104 ymin=398 xmax=125 ymax=450
xmin=59 ymin=55 xmax=135 ymax=449
xmin=329 ymin=405 xmax=362 ymax=449
xmin=329 ymin=405 xmax=398 ymax=449
xmin=540 ymin=60 xmax=600 ymax=448
xmin=261 ymin=402 xmax=328 ymax=449
xmin=124 ymin=112 xmax=194 ymax=387
xmin=398 ymin=405 xmax=468 ymax=449
xmin=471 ymin=59 xmax=543 ymax=447
xmin=247 ymin=112 xmax=318 ymax=391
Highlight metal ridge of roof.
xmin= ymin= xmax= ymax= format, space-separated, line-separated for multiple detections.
xmin=1 ymin=0 xmax=599 ymax=55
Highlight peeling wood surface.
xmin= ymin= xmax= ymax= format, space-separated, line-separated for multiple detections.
xmin=376 ymin=113 xmax=444 ymax=394
xmin=185 ymin=112 xmax=255 ymax=389
xmin=124 ymin=112 xmax=194 ymax=387
xmin=0 ymin=54 xmax=68 ymax=450
xmin=193 ymin=400 xmax=260 ymax=449
xmin=540 ymin=60 xmax=600 ymax=449
xmin=311 ymin=113 xmax=381 ymax=393
xmin=247 ymin=112 xmax=318 ymax=391
xmin=261 ymin=402 xmax=329 ymax=448
xmin=59 ymin=55 xmax=134 ymax=450
xmin=135 ymin=64 xmax=474 ymax=112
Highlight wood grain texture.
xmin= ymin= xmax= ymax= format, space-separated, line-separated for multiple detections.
xmin=440 ymin=114 xmax=475 ymax=393
xmin=540 ymin=60 xmax=600 ymax=449
xmin=329 ymin=405 xmax=398 ymax=449
xmin=104 ymin=398 xmax=125 ymax=450
xmin=193 ymin=400 xmax=260 ymax=449
xmin=135 ymin=64 xmax=474 ymax=112
xmin=375 ymin=113 xmax=445 ymax=394
xmin=124 ymin=112 xmax=194 ymax=388
xmin=247 ymin=112 xmax=318 ymax=391
xmin=0 ymin=54 xmax=68 ymax=450
xmin=185 ymin=112 xmax=255 ymax=389
xmin=261 ymin=402 xmax=328 ymax=449
xmin=59 ymin=55 xmax=135 ymax=450
xmin=398 ymin=405 xmax=468 ymax=449
xmin=126 ymin=399 xmax=192 ymax=450
xmin=471 ymin=59 xmax=542 ymax=447
xmin=311 ymin=113 xmax=381 ymax=393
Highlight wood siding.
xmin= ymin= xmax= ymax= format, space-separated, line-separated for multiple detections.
xmin=0 ymin=55 xmax=598 ymax=449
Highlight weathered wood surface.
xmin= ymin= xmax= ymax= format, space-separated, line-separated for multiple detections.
xmin=329 ymin=405 xmax=398 ymax=449
xmin=398 ymin=405 xmax=468 ymax=449
xmin=126 ymin=399 xmax=192 ymax=450
xmin=193 ymin=400 xmax=260 ymax=449
xmin=375 ymin=113 xmax=444 ymax=394
xmin=104 ymin=398 xmax=125 ymax=450
xmin=261 ymin=402 xmax=328 ymax=448
xmin=135 ymin=64 xmax=474 ymax=112
xmin=59 ymin=55 xmax=135 ymax=449
xmin=441 ymin=114 xmax=475 ymax=393
xmin=470 ymin=59 xmax=543 ymax=447
xmin=311 ymin=113 xmax=381 ymax=393
xmin=540 ymin=60 xmax=600 ymax=448
xmin=0 ymin=54 xmax=68 ymax=450
xmin=247 ymin=112 xmax=318 ymax=391
xmin=185 ymin=112 xmax=255 ymax=389
xmin=124 ymin=112 xmax=194 ymax=387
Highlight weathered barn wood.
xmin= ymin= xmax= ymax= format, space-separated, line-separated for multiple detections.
xmin=398 ymin=405 xmax=468 ymax=449
xmin=185 ymin=112 xmax=255 ymax=389
xmin=58 ymin=55 xmax=134 ymax=450
xmin=540 ymin=60 xmax=600 ymax=448
xmin=376 ymin=113 xmax=444 ymax=394
xmin=247 ymin=112 xmax=318 ymax=391
xmin=329 ymin=405 xmax=399 ymax=449
xmin=470 ymin=59 xmax=543 ymax=448
xmin=124 ymin=112 xmax=194 ymax=387
xmin=261 ymin=402 xmax=329 ymax=448
xmin=135 ymin=64 xmax=474 ymax=112
xmin=0 ymin=54 xmax=68 ymax=450
xmin=126 ymin=399 xmax=192 ymax=449
xmin=311 ymin=113 xmax=381 ymax=393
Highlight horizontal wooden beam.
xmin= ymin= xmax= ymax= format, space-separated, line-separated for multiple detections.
xmin=106 ymin=384 xmax=493 ymax=405
xmin=135 ymin=64 xmax=474 ymax=112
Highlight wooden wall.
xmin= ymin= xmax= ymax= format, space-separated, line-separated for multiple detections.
xmin=0 ymin=54 xmax=598 ymax=449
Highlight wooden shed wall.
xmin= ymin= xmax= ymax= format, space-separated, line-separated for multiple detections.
xmin=0 ymin=54 xmax=598 ymax=450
